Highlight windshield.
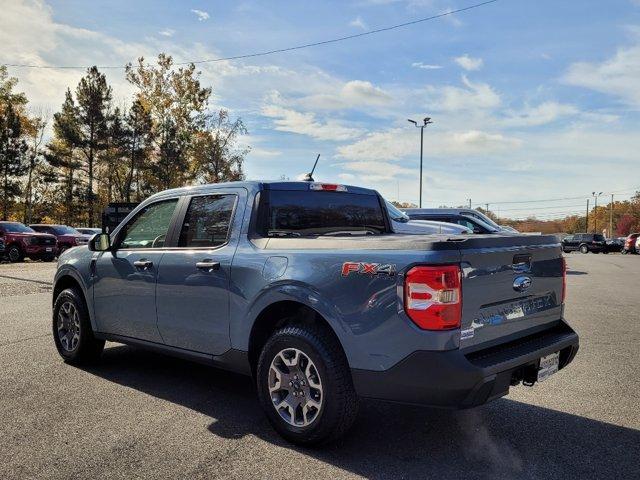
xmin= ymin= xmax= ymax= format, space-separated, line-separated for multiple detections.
xmin=264 ymin=190 xmax=387 ymax=236
xmin=460 ymin=213 xmax=500 ymax=232
xmin=385 ymin=201 xmax=409 ymax=223
xmin=463 ymin=211 xmax=501 ymax=230
xmin=1 ymin=223 xmax=35 ymax=233
xmin=52 ymin=225 xmax=80 ymax=235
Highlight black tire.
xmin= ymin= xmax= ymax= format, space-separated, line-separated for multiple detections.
xmin=7 ymin=244 xmax=24 ymax=263
xmin=52 ymin=288 xmax=105 ymax=364
xmin=256 ymin=324 xmax=359 ymax=445
xmin=579 ymin=244 xmax=589 ymax=254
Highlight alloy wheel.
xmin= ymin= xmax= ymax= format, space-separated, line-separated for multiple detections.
xmin=8 ymin=247 xmax=20 ymax=262
xmin=57 ymin=301 xmax=81 ymax=352
xmin=268 ymin=347 xmax=323 ymax=427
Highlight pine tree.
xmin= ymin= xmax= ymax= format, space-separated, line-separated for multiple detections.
xmin=75 ymin=66 xmax=112 ymax=226
xmin=0 ymin=103 xmax=28 ymax=220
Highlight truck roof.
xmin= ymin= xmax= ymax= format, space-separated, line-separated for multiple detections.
xmin=147 ymin=180 xmax=378 ymax=201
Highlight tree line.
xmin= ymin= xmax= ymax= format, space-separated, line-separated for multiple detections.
xmin=0 ymin=54 xmax=248 ymax=227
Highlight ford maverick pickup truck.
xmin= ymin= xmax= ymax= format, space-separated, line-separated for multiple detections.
xmin=52 ymin=181 xmax=578 ymax=444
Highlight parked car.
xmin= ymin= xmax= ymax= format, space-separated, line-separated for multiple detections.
xmin=0 ymin=237 xmax=5 ymax=259
xmin=605 ymin=237 xmax=625 ymax=253
xmin=0 ymin=221 xmax=57 ymax=262
xmin=52 ymin=180 xmax=578 ymax=445
xmin=75 ymin=227 xmax=102 ymax=236
xmin=500 ymin=225 xmax=520 ymax=233
xmin=403 ymin=208 xmax=503 ymax=234
xmin=29 ymin=224 xmax=90 ymax=255
xmin=561 ymin=233 xmax=607 ymax=254
xmin=622 ymin=233 xmax=640 ymax=254
xmin=386 ymin=201 xmax=471 ymax=234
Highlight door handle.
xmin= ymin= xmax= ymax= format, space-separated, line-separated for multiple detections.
xmin=196 ymin=260 xmax=220 ymax=272
xmin=133 ymin=259 xmax=153 ymax=269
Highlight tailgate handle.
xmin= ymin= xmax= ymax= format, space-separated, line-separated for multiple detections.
xmin=512 ymin=254 xmax=531 ymax=273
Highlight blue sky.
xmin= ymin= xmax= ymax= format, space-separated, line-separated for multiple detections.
xmin=2 ymin=0 xmax=640 ymax=218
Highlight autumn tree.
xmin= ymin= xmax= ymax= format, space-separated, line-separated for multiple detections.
xmin=125 ymin=54 xmax=211 ymax=190
xmin=191 ymin=109 xmax=247 ymax=183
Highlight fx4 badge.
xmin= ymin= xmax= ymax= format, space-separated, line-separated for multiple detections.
xmin=341 ymin=262 xmax=396 ymax=277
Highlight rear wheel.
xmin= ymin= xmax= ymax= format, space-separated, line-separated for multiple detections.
xmin=53 ymin=288 xmax=104 ymax=364
xmin=256 ymin=324 xmax=359 ymax=445
xmin=579 ymin=244 xmax=589 ymax=254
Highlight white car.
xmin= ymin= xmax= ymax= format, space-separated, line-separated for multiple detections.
xmin=386 ymin=201 xmax=471 ymax=235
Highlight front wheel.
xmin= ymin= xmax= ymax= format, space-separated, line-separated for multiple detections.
xmin=256 ymin=324 xmax=359 ymax=445
xmin=7 ymin=245 xmax=24 ymax=263
xmin=53 ymin=288 xmax=105 ymax=364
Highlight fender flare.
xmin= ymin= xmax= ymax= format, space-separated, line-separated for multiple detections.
xmin=53 ymin=266 xmax=97 ymax=330
xmin=234 ymin=281 xmax=363 ymax=367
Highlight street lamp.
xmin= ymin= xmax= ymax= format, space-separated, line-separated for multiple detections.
xmin=592 ymin=191 xmax=603 ymax=233
xmin=408 ymin=116 xmax=433 ymax=208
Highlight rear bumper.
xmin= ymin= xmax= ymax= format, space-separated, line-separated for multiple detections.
xmin=351 ymin=320 xmax=579 ymax=408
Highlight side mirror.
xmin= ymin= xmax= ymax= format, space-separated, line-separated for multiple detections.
xmin=88 ymin=233 xmax=111 ymax=252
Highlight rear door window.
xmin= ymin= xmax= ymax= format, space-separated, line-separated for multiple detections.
xmin=264 ymin=190 xmax=387 ymax=236
xmin=178 ymin=194 xmax=236 ymax=248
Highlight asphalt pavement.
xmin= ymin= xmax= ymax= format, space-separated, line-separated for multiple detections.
xmin=0 ymin=254 xmax=639 ymax=479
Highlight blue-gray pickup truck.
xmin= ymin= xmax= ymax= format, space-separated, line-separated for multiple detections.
xmin=52 ymin=181 xmax=579 ymax=445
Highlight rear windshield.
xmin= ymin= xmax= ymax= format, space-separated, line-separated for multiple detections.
xmin=52 ymin=225 xmax=79 ymax=235
xmin=263 ymin=190 xmax=387 ymax=236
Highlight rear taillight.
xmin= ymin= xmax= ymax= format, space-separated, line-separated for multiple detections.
xmin=404 ymin=265 xmax=462 ymax=330
xmin=561 ymin=256 xmax=567 ymax=303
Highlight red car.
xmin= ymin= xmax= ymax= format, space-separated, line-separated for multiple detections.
xmin=622 ymin=233 xmax=640 ymax=254
xmin=29 ymin=224 xmax=90 ymax=255
xmin=0 ymin=221 xmax=57 ymax=262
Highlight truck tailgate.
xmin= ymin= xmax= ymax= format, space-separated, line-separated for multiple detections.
xmin=456 ymin=235 xmax=564 ymax=350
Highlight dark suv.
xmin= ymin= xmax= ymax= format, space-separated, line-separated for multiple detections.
xmin=562 ymin=233 xmax=607 ymax=254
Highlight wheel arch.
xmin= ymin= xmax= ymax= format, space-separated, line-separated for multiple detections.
xmin=247 ymin=300 xmax=347 ymax=378
xmin=52 ymin=271 xmax=95 ymax=330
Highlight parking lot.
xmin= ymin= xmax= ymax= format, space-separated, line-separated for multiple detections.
xmin=0 ymin=254 xmax=639 ymax=480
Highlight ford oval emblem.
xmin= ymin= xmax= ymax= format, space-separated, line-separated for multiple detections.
xmin=513 ymin=275 xmax=532 ymax=292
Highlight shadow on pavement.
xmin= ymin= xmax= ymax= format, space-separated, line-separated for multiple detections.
xmin=82 ymin=344 xmax=640 ymax=480
xmin=566 ymin=270 xmax=588 ymax=275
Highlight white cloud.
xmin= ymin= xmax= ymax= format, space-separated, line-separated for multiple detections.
xmin=563 ymin=42 xmax=640 ymax=108
xmin=190 ymin=9 xmax=210 ymax=21
xmin=349 ymin=16 xmax=368 ymax=30
xmin=454 ymin=54 xmax=484 ymax=71
xmin=425 ymin=75 xmax=500 ymax=112
xmin=336 ymin=127 xmax=520 ymax=163
xmin=501 ymin=101 xmax=579 ymax=127
xmin=158 ymin=28 xmax=175 ymax=37
xmin=261 ymin=104 xmax=363 ymax=141
xmin=412 ymin=62 xmax=443 ymax=70
xmin=297 ymin=80 xmax=393 ymax=110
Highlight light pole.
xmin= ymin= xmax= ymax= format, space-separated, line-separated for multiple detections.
xmin=592 ymin=191 xmax=603 ymax=233
xmin=408 ymin=117 xmax=433 ymax=208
